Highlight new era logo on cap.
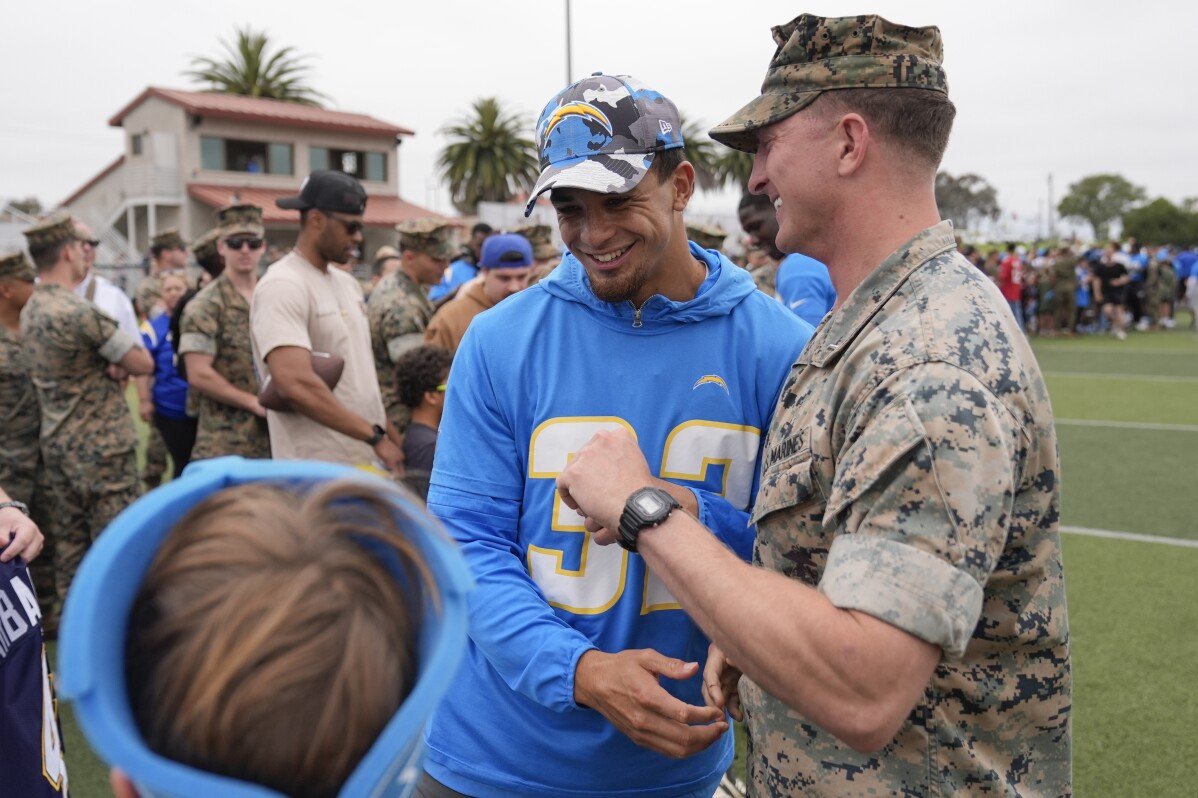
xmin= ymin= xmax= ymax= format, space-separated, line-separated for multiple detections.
xmin=659 ymin=120 xmax=673 ymax=135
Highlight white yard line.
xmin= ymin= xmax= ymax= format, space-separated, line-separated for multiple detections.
xmin=1056 ymin=418 xmax=1198 ymax=433
xmin=1061 ymin=525 xmax=1198 ymax=549
xmin=1044 ymin=371 xmax=1198 ymax=384
xmin=1033 ymin=345 xmax=1197 ymax=355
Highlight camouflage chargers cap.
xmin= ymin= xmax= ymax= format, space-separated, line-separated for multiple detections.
xmin=22 ymin=211 xmax=81 ymax=252
xmin=525 ymin=72 xmax=684 ymax=217
xmin=397 ymin=219 xmax=455 ymax=260
xmin=0 ymin=250 xmax=35 ymax=281
xmin=513 ymin=223 xmax=559 ymax=260
xmin=710 ymin=13 xmax=948 ymax=152
xmin=151 ymin=228 xmax=187 ymax=249
xmin=217 ymin=203 xmax=265 ymax=238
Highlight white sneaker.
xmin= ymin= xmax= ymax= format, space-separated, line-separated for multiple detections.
xmin=1115 ymin=329 xmax=1127 ymax=340
xmin=1136 ymin=318 xmax=1151 ymax=331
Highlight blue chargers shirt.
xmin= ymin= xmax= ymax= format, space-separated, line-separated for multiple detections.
xmin=776 ymin=252 xmax=837 ymax=328
xmin=141 ymin=313 xmax=188 ymax=420
xmin=424 ymin=244 xmax=812 ymax=797
xmin=0 ymin=555 xmax=68 ymax=798
xmin=428 ymin=257 xmax=479 ymax=302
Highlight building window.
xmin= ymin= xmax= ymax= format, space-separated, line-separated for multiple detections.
xmin=309 ymin=146 xmax=386 ymax=181
xmin=131 ymin=133 xmax=143 ymax=156
xmin=200 ymin=136 xmax=294 ymax=175
xmin=365 ymin=151 xmax=387 ymax=182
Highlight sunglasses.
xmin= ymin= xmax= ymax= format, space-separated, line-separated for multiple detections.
xmin=435 ymin=383 xmax=447 ymax=392
xmin=225 ymin=237 xmax=264 ymax=251
xmin=322 ymin=212 xmax=364 ymax=235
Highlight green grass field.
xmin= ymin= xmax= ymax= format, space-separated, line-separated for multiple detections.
xmin=52 ymin=316 xmax=1198 ymax=796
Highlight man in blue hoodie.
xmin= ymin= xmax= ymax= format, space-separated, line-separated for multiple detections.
xmin=420 ymin=74 xmax=812 ymax=798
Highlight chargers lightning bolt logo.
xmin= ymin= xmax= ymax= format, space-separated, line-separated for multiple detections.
xmin=692 ymin=375 xmax=730 ymax=395
xmin=541 ymin=102 xmax=613 ymax=140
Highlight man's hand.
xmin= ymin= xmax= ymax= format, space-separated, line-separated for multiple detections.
xmin=701 ymin=644 xmax=743 ymax=722
xmin=138 ymin=400 xmax=154 ymax=423
xmin=574 ymin=649 xmax=728 ymax=759
xmin=0 ymin=507 xmax=44 ymax=563
xmin=247 ymin=397 xmax=267 ymax=418
xmin=105 ymin=363 xmax=129 ymax=383
xmin=374 ymin=436 xmax=405 ymax=475
xmin=557 ymin=428 xmax=654 ymax=533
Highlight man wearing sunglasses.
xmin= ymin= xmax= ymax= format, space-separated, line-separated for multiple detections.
xmin=71 ymin=220 xmax=139 ymax=341
xmin=251 ymin=171 xmax=402 ymax=473
xmin=424 ymin=232 xmax=534 ymax=355
xmin=178 ymin=204 xmax=271 ymax=461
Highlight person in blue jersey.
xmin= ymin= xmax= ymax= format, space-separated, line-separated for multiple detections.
xmin=428 ymin=222 xmax=493 ymax=303
xmin=420 ymin=74 xmax=813 ymax=798
xmin=1 ymin=484 xmax=68 ymax=798
xmin=140 ymin=272 xmax=196 ymax=478
xmin=738 ymin=192 xmax=836 ymax=328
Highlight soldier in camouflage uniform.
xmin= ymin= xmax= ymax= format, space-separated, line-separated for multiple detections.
xmin=178 ymin=205 xmax=270 ymax=461
xmin=20 ymin=214 xmax=154 ymax=605
xmin=0 ymin=251 xmax=57 ymax=615
xmin=685 ymin=221 xmax=729 ymax=253
xmin=1051 ymin=246 xmax=1079 ymax=335
xmin=513 ymin=223 xmax=561 ymax=285
xmin=367 ymin=219 xmax=454 ymax=433
xmin=557 ymin=14 xmax=1071 ymax=798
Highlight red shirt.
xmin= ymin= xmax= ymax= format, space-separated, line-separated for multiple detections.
xmin=998 ymin=255 xmax=1024 ymax=301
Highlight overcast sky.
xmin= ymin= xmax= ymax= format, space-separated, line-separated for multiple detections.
xmin=3 ymin=0 xmax=1193 ymax=235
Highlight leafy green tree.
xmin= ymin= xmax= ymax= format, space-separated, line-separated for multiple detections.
xmin=438 ymin=98 xmax=539 ymax=215
xmin=185 ymin=26 xmax=327 ymax=106
xmin=1057 ymin=174 xmax=1146 ymax=241
xmin=679 ymin=115 xmax=721 ymax=192
xmin=935 ymin=172 xmax=1000 ymax=231
xmin=714 ymin=147 xmax=755 ymax=192
xmin=1120 ymin=198 xmax=1198 ymax=247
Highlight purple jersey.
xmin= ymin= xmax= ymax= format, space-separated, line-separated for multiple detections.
xmin=1 ymin=555 xmax=68 ymax=797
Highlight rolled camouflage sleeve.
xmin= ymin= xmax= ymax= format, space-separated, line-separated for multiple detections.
xmin=178 ymin=295 xmax=217 ymax=356
xmin=377 ymin=304 xmax=425 ymax=363
xmin=78 ymin=301 xmax=139 ymax=363
xmin=818 ymin=363 xmax=1022 ymax=658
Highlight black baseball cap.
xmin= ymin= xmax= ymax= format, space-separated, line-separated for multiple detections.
xmin=276 ymin=170 xmax=368 ymax=215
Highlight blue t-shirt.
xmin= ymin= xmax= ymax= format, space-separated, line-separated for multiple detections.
xmin=1175 ymin=250 xmax=1197 ymax=281
xmin=423 ymin=245 xmax=812 ymax=797
xmin=775 ymin=252 xmax=837 ymax=328
xmin=428 ymin=256 xmax=478 ymax=302
xmin=0 ymin=554 xmax=68 ymax=797
xmin=141 ymin=314 xmax=188 ymax=419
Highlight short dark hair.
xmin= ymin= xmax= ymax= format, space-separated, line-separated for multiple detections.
xmin=813 ymin=88 xmax=956 ymax=172
xmin=738 ymin=192 xmax=773 ymax=213
xmin=30 ymin=240 xmax=71 ymax=271
xmin=471 ymin=223 xmax=493 ymax=238
xmin=649 ymin=147 xmax=685 ymax=183
xmin=395 ymin=345 xmax=453 ymax=409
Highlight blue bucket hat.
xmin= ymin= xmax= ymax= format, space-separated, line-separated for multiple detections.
xmin=525 ymin=73 xmax=684 ymax=217
xmin=57 ymin=456 xmax=473 ymax=798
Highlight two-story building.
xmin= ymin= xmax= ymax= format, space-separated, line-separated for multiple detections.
xmin=62 ymin=87 xmax=448 ymax=263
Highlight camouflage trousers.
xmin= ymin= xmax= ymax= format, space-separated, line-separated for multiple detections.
xmin=0 ymin=447 xmax=59 ymax=630
xmin=41 ymin=447 xmax=141 ymax=608
xmin=143 ymin=423 xmax=168 ymax=488
xmin=1053 ymin=289 xmax=1077 ymax=331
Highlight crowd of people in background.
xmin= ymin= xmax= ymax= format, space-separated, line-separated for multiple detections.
xmin=961 ymin=239 xmax=1195 ymax=340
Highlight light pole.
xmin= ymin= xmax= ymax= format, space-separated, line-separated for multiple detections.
xmin=565 ymin=0 xmax=573 ymax=85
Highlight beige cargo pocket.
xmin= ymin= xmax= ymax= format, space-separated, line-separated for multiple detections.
xmin=751 ymin=449 xmax=822 ymax=526
xmin=823 ymin=396 xmax=927 ymax=527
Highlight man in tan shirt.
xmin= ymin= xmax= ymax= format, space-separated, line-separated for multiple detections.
xmin=425 ymin=233 xmax=533 ymax=354
xmin=250 ymin=171 xmax=403 ymax=471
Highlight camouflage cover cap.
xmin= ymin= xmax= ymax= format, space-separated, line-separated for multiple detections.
xmin=710 ymin=14 xmax=948 ymax=152
xmin=686 ymin=222 xmax=728 ymax=251
xmin=0 ymin=250 xmax=35 ymax=281
xmin=216 ymin=203 xmax=265 ymax=238
xmin=372 ymin=245 xmax=401 ymax=265
xmin=151 ymin=228 xmax=187 ymax=249
xmin=525 ymin=73 xmax=684 ymax=217
xmin=397 ymin=219 xmax=455 ymax=260
xmin=513 ymin=223 xmax=559 ymax=260
xmin=190 ymin=227 xmax=221 ymax=263
xmin=22 ymin=211 xmax=82 ymax=252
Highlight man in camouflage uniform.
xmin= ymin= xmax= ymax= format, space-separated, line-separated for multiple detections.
xmin=557 ymin=14 xmax=1071 ymax=797
xmin=178 ymin=205 xmax=270 ymax=461
xmin=1051 ymin=245 xmax=1079 ymax=335
xmin=513 ymin=222 xmax=561 ymax=284
xmin=0 ymin=251 xmax=57 ymax=614
xmin=20 ymin=214 xmax=154 ymax=605
xmin=368 ymin=219 xmax=453 ymax=433
xmin=685 ymin=221 xmax=729 ymax=253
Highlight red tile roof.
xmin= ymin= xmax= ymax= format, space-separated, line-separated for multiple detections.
xmin=187 ymin=184 xmax=453 ymax=228
xmin=110 ymin=87 xmax=413 ymax=138
xmin=60 ymin=155 xmax=126 ymax=207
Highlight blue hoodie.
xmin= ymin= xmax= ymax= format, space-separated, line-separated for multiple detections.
xmin=424 ymin=244 xmax=812 ymax=797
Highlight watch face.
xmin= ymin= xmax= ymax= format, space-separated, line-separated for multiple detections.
xmin=635 ymin=493 xmax=666 ymax=514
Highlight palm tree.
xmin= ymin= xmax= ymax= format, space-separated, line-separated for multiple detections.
xmin=679 ymin=115 xmax=720 ymax=192
xmin=185 ymin=27 xmax=327 ymax=106
xmin=438 ymin=98 xmax=540 ymax=215
xmin=713 ymin=147 xmax=755 ymax=193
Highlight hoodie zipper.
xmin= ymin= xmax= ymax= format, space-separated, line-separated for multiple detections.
xmin=630 ymin=300 xmax=647 ymax=328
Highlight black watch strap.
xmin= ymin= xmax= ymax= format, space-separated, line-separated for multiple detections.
xmin=366 ymin=424 xmax=387 ymax=447
xmin=617 ymin=487 xmax=681 ymax=553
